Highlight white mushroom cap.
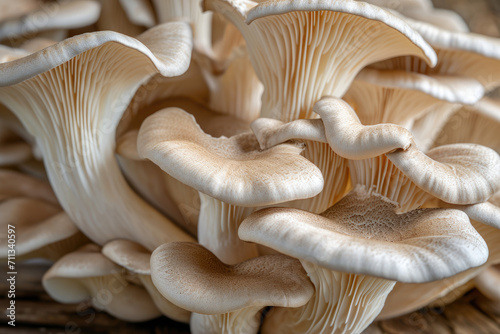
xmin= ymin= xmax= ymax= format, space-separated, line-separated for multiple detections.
xmin=204 ymin=0 xmax=437 ymax=121
xmin=151 ymin=242 xmax=314 ymax=314
xmin=387 ymin=143 xmax=500 ymax=205
xmin=103 ymin=239 xmax=191 ymax=323
xmin=0 ymin=0 xmax=102 ymax=42
xmin=137 ymin=107 xmax=323 ymax=206
xmin=43 ymin=244 xmax=161 ymax=322
xmin=239 ymin=185 xmax=488 ymax=283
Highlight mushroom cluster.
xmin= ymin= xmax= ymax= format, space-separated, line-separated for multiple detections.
xmin=1 ymin=0 xmax=500 ymax=333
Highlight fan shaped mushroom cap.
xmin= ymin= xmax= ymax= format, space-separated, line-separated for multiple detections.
xmin=0 ymin=22 xmax=195 ymax=250
xmin=240 ymin=185 xmax=487 ymax=283
xmin=0 ymin=0 xmax=101 ymax=42
xmin=137 ymin=107 xmax=323 ymax=206
xmin=103 ymin=239 xmax=191 ymax=323
xmin=151 ymin=242 xmax=314 ymax=314
xmin=387 ymin=143 xmax=500 ymax=205
xmin=152 ymin=242 xmax=313 ymax=333
xmin=204 ymin=0 xmax=436 ymax=121
xmin=43 ymin=244 xmax=161 ymax=322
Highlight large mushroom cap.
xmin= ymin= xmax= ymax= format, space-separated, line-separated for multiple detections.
xmin=151 ymin=242 xmax=314 ymax=314
xmin=137 ymin=107 xmax=324 ymax=206
xmin=239 ymin=186 xmax=488 ymax=283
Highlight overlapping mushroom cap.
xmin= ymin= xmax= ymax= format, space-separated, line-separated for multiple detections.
xmin=204 ymin=0 xmax=437 ymax=121
xmin=239 ymin=185 xmax=487 ymax=333
xmin=240 ymin=185 xmax=487 ymax=283
xmin=43 ymin=244 xmax=161 ymax=322
xmin=137 ymin=107 xmax=323 ymax=206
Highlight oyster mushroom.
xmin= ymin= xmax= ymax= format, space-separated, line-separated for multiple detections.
xmin=204 ymin=0 xmax=437 ymax=122
xmin=254 ymin=97 xmax=500 ymax=211
xmin=0 ymin=22 xmax=195 ymax=250
xmin=239 ymin=185 xmax=488 ymax=334
xmin=151 ymin=242 xmax=314 ymax=334
xmin=102 ymin=239 xmax=191 ymax=323
xmin=0 ymin=0 xmax=101 ymax=43
xmin=0 ymin=196 xmax=87 ymax=262
xmin=137 ymin=107 xmax=323 ymax=264
xmin=43 ymin=244 xmax=161 ymax=322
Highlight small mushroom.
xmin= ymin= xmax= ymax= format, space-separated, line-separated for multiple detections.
xmin=43 ymin=244 xmax=161 ymax=322
xmin=239 ymin=185 xmax=488 ymax=333
xmin=138 ymin=107 xmax=323 ymax=264
xmin=102 ymin=239 xmax=191 ymax=323
xmin=151 ymin=242 xmax=314 ymax=334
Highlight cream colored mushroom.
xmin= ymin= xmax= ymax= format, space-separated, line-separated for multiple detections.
xmin=43 ymin=244 xmax=161 ymax=322
xmin=102 ymin=239 xmax=191 ymax=323
xmin=0 ymin=0 xmax=101 ymax=43
xmin=0 ymin=197 xmax=88 ymax=261
xmin=138 ymin=107 xmax=323 ymax=264
xmin=0 ymin=22 xmax=195 ymax=250
xmin=239 ymin=185 xmax=487 ymax=334
xmin=204 ymin=0 xmax=436 ymax=122
xmin=117 ymin=97 xmax=252 ymax=236
xmin=254 ymin=97 xmax=500 ymax=211
xmin=151 ymin=242 xmax=314 ymax=334
xmin=344 ymin=68 xmax=483 ymax=151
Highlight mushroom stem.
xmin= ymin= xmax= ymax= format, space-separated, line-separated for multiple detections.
xmin=349 ymin=155 xmax=431 ymax=213
xmin=263 ymin=260 xmax=395 ymax=334
xmin=190 ymin=306 xmax=263 ymax=334
xmin=285 ymin=141 xmax=349 ymax=213
xmin=198 ymin=192 xmax=258 ymax=264
xmin=0 ymin=25 xmax=196 ymax=249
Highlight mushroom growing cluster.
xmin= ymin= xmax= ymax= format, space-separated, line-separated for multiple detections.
xmin=1 ymin=0 xmax=500 ymax=333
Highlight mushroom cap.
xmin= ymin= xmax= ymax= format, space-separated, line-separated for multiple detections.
xmin=0 ymin=21 xmax=192 ymax=86
xmin=151 ymin=242 xmax=314 ymax=314
xmin=239 ymin=186 xmax=488 ymax=283
xmin=313 ymin=97 xmax=413 ymax=160
xmin=387 ymin=143 xmax=500 ymax=205
xmin=103 ymin=239 xmax=151 ymax=275
xmin=354 ymin=68 xmax=484 ymax=106
xmin=43 ymin=244 xmax=161 ymax=322
xmin=240 ymin=0 xmax=437 ymax=67
xmin=0 ymin=0 xmax=102 ymax=42
xmin=137 ymin=107 xmax=324 ymax=206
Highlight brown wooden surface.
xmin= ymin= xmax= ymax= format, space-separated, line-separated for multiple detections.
xmin=2 ymin=263 xmax=500 ymax=333
xmin=2 ymin=0 xmax=500 ymax=333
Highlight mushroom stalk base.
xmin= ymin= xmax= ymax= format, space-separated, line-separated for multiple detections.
xmin=190 ymin=306 xmax=263 ymax=334
xmin=198 ymin=193 xmax=258 ymax=264
xmin=262 ymin=260 xmax=395 ymax=334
